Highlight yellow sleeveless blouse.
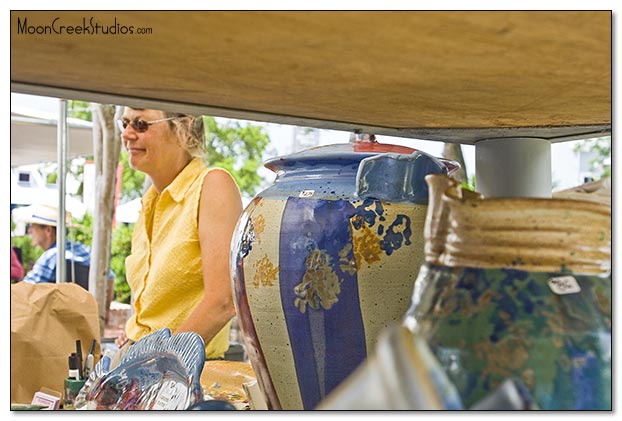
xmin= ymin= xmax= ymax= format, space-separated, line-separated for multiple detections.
xmin=125 ymin=158 xmax=231 ymax=359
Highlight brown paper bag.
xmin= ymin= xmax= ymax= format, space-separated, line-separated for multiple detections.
xmin=11 ymin=282 xmax=101 ymax=404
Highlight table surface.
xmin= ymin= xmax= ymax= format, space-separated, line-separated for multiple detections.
xmin=10 ymin=11 xmax=611 ymax=144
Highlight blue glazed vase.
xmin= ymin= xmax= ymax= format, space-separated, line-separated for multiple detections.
xmin=404 ymin=264 xmax=611 ymax=410
xmin=230 ymin=135 xmax=457 ymax=409
xmin=402 ymin=174 xmax=612 ymax=410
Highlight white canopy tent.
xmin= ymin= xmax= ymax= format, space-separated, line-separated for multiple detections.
xmin=114 ymin=198 xmax=141 ymax=224
xmin=11 ymin=103 xmax=94 ymax=168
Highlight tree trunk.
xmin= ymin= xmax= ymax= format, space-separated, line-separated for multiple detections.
xmin=89 ymin=104 xmax=122 ymax=337
xmin=442 ymin=142 xmax=467 ymax=184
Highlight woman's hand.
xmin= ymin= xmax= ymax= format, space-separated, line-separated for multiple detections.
xmin=115 ymin=331 xmax=129 ymax=348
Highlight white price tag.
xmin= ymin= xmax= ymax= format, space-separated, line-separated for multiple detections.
xmin=299 ymin=190 xmax=315 ymax=198
xmin=152 ymin=380 xmax=188 ymax=410
xmin=547 ymin=276 xmax=581 ymax=295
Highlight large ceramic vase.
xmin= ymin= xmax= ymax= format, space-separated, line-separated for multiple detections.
xmin=403 ymin=174 xmax=612 ymax=410
xmin=230 ymin=135 xmax=458 ymax=409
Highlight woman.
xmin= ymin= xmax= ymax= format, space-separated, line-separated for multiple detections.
xmin=115 ymin=108 xmax=242 ymax=360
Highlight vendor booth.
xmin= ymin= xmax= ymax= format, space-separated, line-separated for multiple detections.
xmin=10 ymin=10 xmax=612 ymax=410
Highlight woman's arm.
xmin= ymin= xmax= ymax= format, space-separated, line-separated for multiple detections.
xmin=174 ymin=168 xmax=243 ymax=345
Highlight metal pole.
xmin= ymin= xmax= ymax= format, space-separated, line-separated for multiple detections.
xmin=56 ymin=99 xmax=68 ymax=283
xmin=475 ymin=137 xmax=552 ymax=198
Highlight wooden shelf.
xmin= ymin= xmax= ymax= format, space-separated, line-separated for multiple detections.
xmin=10 ymin=11 xmax=611 ymax=144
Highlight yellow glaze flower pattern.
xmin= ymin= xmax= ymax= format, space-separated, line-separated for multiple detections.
xmin=252 ymin=255 xmax=278 ymax=288
xmin=294 ymin=249 xmax=341 ymax=313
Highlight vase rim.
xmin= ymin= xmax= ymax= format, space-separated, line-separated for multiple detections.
xmin=264 ymin=141 xmax=417 ymax=172
xmin=442 ymin=191 xmax=611 ymax=216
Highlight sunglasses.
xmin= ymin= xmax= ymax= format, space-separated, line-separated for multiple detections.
xmin=117 ymin=116 xmax=180 ymax=133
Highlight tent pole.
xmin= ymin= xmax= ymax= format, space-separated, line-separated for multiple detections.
xmin=56 ymin=99 xmax=68 ymax=283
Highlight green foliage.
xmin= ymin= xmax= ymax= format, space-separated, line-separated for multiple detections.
xmin=573 ymin=136 xmax=611 ymax=180
xmin=70 ymin=212 xmax=93 ymax=246
xmin=119 ymin=151 xmax=146 ymax=202
xmin=71 ymin=211 xmax=134 ymax=303
xmin=461 ymin=175 xmax=477 ymax=192
xmin=110 ymin=223 xmax=133 ymax=303
xmin=68 ymin=100 xmax=92 ymax=121
xmin=203 ymin=117 xmax=270 ymax=197
xmin=46 ymin=172 xmax=57 ymax=184
xmin=11 ymin=235 xmax=44 ymax=273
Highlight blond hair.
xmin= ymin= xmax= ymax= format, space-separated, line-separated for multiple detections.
xmin=164 ymin=112 xmax=207 ymax=158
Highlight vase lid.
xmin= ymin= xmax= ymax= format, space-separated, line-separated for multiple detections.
xmin=264 ymin=133 xmax=417 ymax=172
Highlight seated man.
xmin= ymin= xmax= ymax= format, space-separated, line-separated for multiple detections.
xmin=22 ymin=204 xmax=91 ymax=284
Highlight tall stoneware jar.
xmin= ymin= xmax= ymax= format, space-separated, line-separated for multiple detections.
xmin=403 ymin=174 xmax=611 ymax=410
xmin=230 ymin=135 xmax=458 ymax=409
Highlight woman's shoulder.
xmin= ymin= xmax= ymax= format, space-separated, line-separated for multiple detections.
xmin=200 ymin=167 xmax=242 ymax=208
xmin=204 ymin=166 xmax=235 ymax=178
xmin=203 ymin=167 xmax=239 ymax=188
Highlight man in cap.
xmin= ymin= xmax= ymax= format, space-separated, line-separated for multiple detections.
xmin=22 ymin=203 xmax=91 ymax=284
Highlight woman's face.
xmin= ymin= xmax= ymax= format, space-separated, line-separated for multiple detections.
xmin=120 ymin=108 xmax=182 ymax=175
